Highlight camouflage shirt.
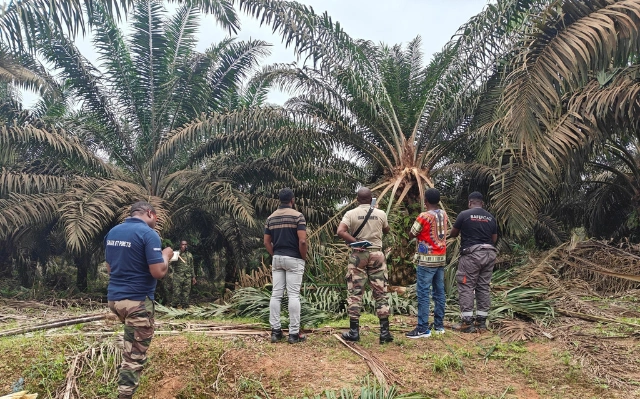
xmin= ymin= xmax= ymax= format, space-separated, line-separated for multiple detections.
xmin=173 ymin=251 xmax=195 ymax=278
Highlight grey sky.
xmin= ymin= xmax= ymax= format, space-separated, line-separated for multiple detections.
xmin=18 ymin=0 xmax=490 ymax=106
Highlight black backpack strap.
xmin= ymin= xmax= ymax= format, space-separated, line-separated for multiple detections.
xmin=351 ymin=207 xmax=375 ymax=239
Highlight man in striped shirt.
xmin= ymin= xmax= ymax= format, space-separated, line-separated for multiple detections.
xmin=264 ymin=188 xmax=308 ymax=344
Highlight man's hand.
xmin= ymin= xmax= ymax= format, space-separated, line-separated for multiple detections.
xmin=149 ymin=247 xmax=173 ymax=279
xmin=192 ymin=277 xmax=197 ymax=285
xmin=162 ymin=247 xmax=174 ymax=260
xmin=336 ymin=222 xmax=356 ymax=244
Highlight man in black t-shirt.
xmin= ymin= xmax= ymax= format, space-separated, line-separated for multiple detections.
xmin=449 ymin=192 xmax=498 ymax=333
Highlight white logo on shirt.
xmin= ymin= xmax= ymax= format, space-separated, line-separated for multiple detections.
xmin=470 ymin=215 xmax=493 ymax=222
xmin=106 ymin=240 xmax=132 ymax=247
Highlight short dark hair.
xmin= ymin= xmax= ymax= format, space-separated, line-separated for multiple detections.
xmin=130 ymin=201 xmax=156 ymax=216
xmin=425 ymin=188 xmax=441 ymax=205
xmin=279 ymin=188 xmax=294 ymax=203
xmin=468 ymin=191 xmax=484 ymax=202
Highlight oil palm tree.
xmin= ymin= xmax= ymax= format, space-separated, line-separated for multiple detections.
xmin=467 ymin=0 xmax=640 ymax=238
xmin=224 ymin=0 xmax=552 ymax=283
xmin=0 ymin=0 xmax=239 ymax=49
xmin=0 ymin=0 xmax=353 ymax=290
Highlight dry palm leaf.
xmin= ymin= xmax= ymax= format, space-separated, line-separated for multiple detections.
xmin=333 ymin=334 xmax=402 ymax=388
xmin=0 ymin=313 xmax=109 ymax=338
xmin=495 ymin=319 xmax=542 ymax=342
xmin=0 ymin=391 xmax=38 ymax=398
xmin=236 ymin=262 xmax=272 ymax=289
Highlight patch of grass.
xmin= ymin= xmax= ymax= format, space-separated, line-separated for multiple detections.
xmin=485 ymin=341 xmax=528 ymax=361
xmin=431 ymin=353 xmax=463 ymax=373
xmin=557 ymin=351 xmax=582 ymax=383
xmin=28 ymin=350 xmax=67 ymax=397
xmin=0 ymin=334 xmax=88 ymax=396
xmin=135 ymin=334 xmax=226 ymax=399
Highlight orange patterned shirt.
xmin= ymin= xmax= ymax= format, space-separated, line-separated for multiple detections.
xmin=410 ymin=209 xmax=448 ymax=256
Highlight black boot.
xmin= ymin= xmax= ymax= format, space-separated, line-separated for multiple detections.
xmin=342 ymin=318 xmax=360 ymax=342
xmin=475 ymin=316 xmax=488 ymax=332
xmin=271 ymin=328 xmax=284 ymax=343
xmin=287 ymin=332 xmax=306 ymax=344
xmin=452 ymin=317 xmax=477 ymax=333
xmin=379 ymin=318 xmax=394 ymax=344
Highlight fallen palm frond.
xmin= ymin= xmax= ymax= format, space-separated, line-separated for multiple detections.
xmin=154 ymin=303 xmax=232 ymax=319
xmin=490 ymin=287 xmax=554 ymax=321
xmin=232 ymin=287 xmax=331 ymax=328
xmin=492 ymin=237 xmax=640 ymax=387
xmin=333 ymin=334 xmax=402 ymax=389
xmin=237 ymin=262 xmax=272 ymax=289
xmin=156 ymin=288 xmax=331 ymax=328
xmin=494 ymin=319 xmax=545 ymax=342
xmin=307 ymin=376 xmax=426 ymax=399
xmin=0 ymin=392 xmax=37 ymax=399
xmin=496 ymin=238 xmax=640 ymax=322
xmin=555 ymin=309 xmax=640 ymax=329
xmin=55 ymin=339 xmax=121 ymax=399
xmin=551 ymin=320 xmax=640 ymax=389
xmin=45 ymin=329 xmax=267 ymax=338
xmin=530 ymin=239 xmax=640 ymax=295
xmin=0 ymin=313 xmax=109 ymax=338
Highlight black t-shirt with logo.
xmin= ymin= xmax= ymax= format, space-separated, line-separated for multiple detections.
xmin=453 ymin=207 xmax=497 ymax=250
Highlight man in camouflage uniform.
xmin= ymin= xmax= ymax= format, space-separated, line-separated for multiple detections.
xmin=105 ymin=201 xmax=173 ymax=399
xmin=171 ymin=240 xmax=196 ymax=308
xmin=336 ymin=187 xmax=393 ymax=344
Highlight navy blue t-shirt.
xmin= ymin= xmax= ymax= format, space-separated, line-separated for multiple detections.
xmin=105 ymin=218 xmax=164 ymax=301
xmin=453 ymin=208 xmax=498 ymax=250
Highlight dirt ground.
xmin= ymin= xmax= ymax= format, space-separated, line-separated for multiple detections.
xmin=1 ymin=298 xmax=640 ymax=399
xmin=135 ymin=317 xmax=638 ymax=399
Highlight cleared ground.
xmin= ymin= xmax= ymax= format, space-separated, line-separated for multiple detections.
xmin=1 ymin=301 xmax=638 ymax=399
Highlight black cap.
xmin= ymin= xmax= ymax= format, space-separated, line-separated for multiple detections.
xmin=279 ymin=187 xmax=294 ymax=203
xmin=468 ymin=191 xmax=484 ymax=201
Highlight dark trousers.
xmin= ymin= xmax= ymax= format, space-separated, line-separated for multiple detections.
xmin=456 ymin=248 xmax=497 ymax=318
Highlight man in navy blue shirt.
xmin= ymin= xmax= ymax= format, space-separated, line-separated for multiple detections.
xmin=449 ymin=192 xmax=498 ymax=333
xmin=105 ymin=201 xmax=173 ymax=399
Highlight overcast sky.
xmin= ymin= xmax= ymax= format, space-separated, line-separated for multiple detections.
xmin=18 ymin=0 xmax=490 ymax=106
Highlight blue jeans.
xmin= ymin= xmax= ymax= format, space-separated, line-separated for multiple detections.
xmin=416 ymin=265 xmax=445 ymax=331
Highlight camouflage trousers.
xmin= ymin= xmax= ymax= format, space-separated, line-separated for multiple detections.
xmin=345 ymin=250 xmax=390 ymax=319
xmin=171 ymin=272 xmax=192 ymax=307
xmin=108 ymin=297 xmax=155 ymax=397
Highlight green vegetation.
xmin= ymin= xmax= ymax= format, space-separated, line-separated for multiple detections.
xmin=0 ymin=0 xmax=639 ymax=294
xmin=1 ymin=0 xmax=640 ymax=395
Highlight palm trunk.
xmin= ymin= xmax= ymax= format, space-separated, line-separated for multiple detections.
xmin=224 ymin=248 xmax=238 ymax=290
xmin=388 ymin=263 xmax=416 ymax=286
xmin=75 ymin=254 xmax=90 ymax=292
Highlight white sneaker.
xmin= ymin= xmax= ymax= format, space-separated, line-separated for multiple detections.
xmin=433 ymin=328 xmax=445 ymax=335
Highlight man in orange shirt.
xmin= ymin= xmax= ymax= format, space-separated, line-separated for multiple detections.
xmin=406 ymin=188 xmax=448 ymax=338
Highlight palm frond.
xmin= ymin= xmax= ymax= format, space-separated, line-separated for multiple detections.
xmin=0 ymin=193 xmax=60 ymax=239
xmin=0 ymin=169 xmax=67 ymax=197
xmin=501 ymin=0 xmax=640 ymax=154
xmin=59 ymin=178 xmax=148 ymax=252
xmin=0 ymin=0 xmax=131 ymax=49
xmin=0 ymin=124 xmax=117 ymax=177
